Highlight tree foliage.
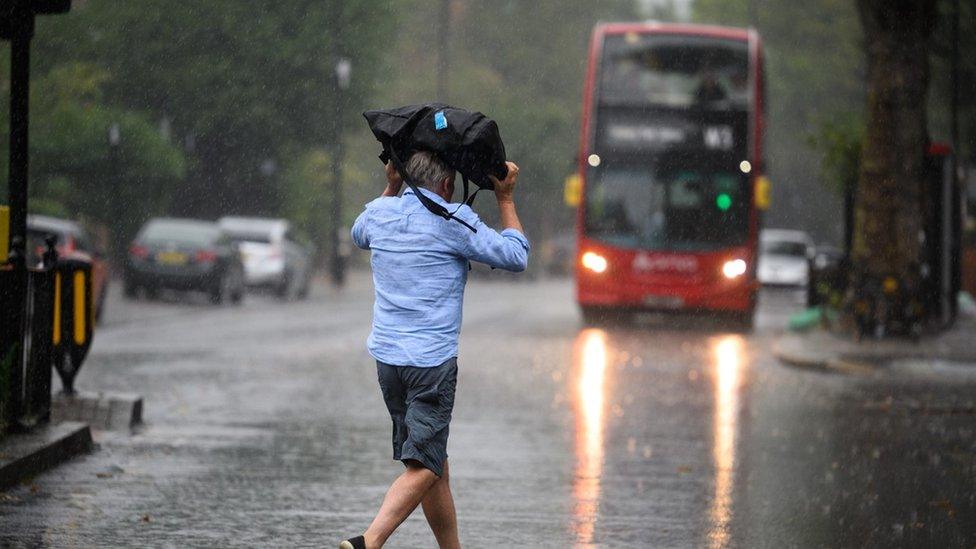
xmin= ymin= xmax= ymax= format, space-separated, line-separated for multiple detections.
xmin=694 ymin=0 xmax=864 ymax=242
xmin=351 ymin=0 xmax=639 ymax=245
xmin=4 ymin=1 xmax=650 ymax=266
xmin=31 ymin=0 xmax=394 ymax=221
xmin=806 ymin=115 xmax=863 ymax=197
xmin=0 ymin=55 xmax=185 ymax=249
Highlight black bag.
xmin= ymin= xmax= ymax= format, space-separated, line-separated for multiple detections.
xmin=363 ymin=103 xmax=508 ymax=232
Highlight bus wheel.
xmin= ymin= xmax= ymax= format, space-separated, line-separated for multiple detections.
xmin=730 ymin=311 xmax=755 ymax=333
xmin=581 ymin=306 xmax=632 ymax=326
xmin=581 ymin=306 xmax=603 ymax=325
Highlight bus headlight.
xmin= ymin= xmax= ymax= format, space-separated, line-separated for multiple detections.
xmin=581 ymin=251 xmax=608 ymax=273
xmin=722 ymin=259 xmax=747 ymax=279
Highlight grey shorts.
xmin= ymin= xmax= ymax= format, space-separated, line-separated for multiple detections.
xmin=376 ymin=357 xmax=458 ymax=477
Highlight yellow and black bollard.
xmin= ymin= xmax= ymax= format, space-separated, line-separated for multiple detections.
xmin=52 ymin=257 xmax=94 ymax=395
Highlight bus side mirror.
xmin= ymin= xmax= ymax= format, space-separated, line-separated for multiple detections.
xmin=564 ymin=173 xmax=582 ymax=207
xmin=754 ymin=175 xmax=771 ymax=210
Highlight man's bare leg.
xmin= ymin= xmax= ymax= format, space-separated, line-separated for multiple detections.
xmin=421 ymin=459 xmax=460 ymax=548
xmin=363 ymin=461 xmax=439 ymax=548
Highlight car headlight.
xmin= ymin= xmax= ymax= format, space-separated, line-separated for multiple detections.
xmin=581 ymin=251 xmax=608 ymax=273
xmin=722 ymin=259 xmax=747 ymax=279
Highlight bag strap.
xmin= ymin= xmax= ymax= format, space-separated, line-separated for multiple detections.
xmin=387 ymin=146 xmax=477 ymax=233
xmin=460 ymin=176 xmax=481 ymax=207
xmin=464 ymin=185 xmax=481 ymax=207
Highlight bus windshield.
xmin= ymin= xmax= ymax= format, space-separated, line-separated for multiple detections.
xmin=584 ymin=164 xmax=750 ymax=252
xmin=600 ymin=34 xmax=751 ymax=109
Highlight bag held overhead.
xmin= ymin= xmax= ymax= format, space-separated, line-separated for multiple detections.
xmin=363 ymin=103 xmax=508 ymax=232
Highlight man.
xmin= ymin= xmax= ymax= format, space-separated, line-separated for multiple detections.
xmin=341 ymin=151 xmax=529 ymax=549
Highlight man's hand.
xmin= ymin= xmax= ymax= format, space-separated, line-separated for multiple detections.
xmin=382 ymin=161 xmax=404 ymax=197
xmin=490 ymin=161 xmax=520 ymax=204
xmin=490 ymin=161 xmax=523 ymax=234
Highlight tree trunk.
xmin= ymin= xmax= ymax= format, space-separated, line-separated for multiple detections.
xmin=850 ymin=0 xmax=937 ymax=336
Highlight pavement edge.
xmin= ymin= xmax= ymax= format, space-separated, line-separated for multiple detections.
xmin=772 ymin=335 xmax=878 ymax=376
xmin=0 ymin=422 xmax=94 ymax=491
xmin=52 ymin=392 xmax=144 ymax=431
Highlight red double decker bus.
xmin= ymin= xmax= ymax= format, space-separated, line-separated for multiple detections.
xmin=575 ymin=22 xmax=766 ymax=326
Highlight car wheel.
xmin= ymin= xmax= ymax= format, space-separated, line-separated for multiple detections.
xmin=95 ymin=283 xmax=108 ymax=323
xmin=296 ymin=276 xmax=311 ymax=300
xmin=230 ymin=268 xmax=245 ymax=306
xmin=276 ymin=272 xmax=292 ymax=300
xmin=210 ymin=275 xmax=227 ymax=305
xmin=123 ymin=278 xmax=138 ymax=299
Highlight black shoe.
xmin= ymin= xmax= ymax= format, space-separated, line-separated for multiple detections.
xmin=339 ymin=535 xmax=366 ymax=549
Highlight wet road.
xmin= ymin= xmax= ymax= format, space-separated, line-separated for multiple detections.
xmin=2 ymin=274 xmax=975 ymax=547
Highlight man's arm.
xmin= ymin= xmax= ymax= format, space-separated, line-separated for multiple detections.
xmin=493 ymin=161 xmax=523 ymax=234
xmin=457 ymin=161 xmax=530 ymax=272
xmin=352 ymin=162 xmax=404 ymax=249
xmin=351 ymin=210 xmax=370 ymax=250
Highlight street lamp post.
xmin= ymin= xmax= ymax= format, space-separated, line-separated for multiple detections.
xmin=949 ymin=0 xmax=961 ymax=322
xmin=1 ymin=6 xmax=34 ymax=431
xmin=436 ymin=0 xmax=451 ymax=101
xmin=108 ymin=122 xmax=122 ymax=262
xmin=330 ymin=57 xmax=351 ymax=287
xmin=0 ymin=0 xmax=72 ymax=431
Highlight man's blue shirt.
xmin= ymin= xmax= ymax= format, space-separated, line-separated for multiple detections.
xmin=352 ymin=187 xmax=530 ymax=367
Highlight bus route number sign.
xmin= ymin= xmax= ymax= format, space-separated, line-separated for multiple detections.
xmin=703 ymin=125 xmax=734 ymax=151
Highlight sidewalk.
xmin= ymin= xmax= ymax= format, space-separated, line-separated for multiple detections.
xmin=774 ymin=315 xmax=976 ymax=374
xmin=0 ymin=422 xmax=93 ymax=491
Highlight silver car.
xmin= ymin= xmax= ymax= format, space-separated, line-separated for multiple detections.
xmin=218 ymin=217 xmax=314 ymax=299
xmin=758 ymin=229 xmax=815 ymax=287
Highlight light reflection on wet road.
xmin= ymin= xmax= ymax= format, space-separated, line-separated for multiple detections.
xmin=571 ymin=329 xmax=608 ymax=545
xmin=1 ymin=274 xmax=974 ymax=547
xmin=707 ymin=335 xmax=744 ymax=549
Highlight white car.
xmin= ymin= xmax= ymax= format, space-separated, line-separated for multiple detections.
xmin=758 ymin=229 xmax=814 ymax=287
xmin=218 ymin=217 xmax=314 ymax=299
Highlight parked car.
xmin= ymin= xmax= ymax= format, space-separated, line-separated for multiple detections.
xmin=124 ymin=218 xmax=245 ymax=305
xmin=27 ymin=214 xmax=110 ymax=322
xmin=758 ymin=229 xmax=815 ymax=287
xmin=812 ymin=244 xmax=845 ymax=271
xmin=218 ymin=216 xmax=313 ymax=299
xmin=808 ymin=244 xmax=847 ymax=307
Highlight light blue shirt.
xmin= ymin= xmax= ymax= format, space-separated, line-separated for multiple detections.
xmin=352 ymin=187 xmax=530 ymax=367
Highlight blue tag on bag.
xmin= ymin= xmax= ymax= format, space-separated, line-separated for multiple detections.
xmin=434 ymin=111 xmax=448 ymax=131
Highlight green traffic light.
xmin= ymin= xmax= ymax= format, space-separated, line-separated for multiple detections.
xmin=716 ymin=193 xmax=732 ymax=211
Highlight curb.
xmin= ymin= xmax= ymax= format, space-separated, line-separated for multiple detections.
xmin=772 ymin=339 xmax=879 ymax=376
xmin=0 ymin=422 xmax=93 ymax=491
xmin=52 ymin=392 xmax=143 ymax=431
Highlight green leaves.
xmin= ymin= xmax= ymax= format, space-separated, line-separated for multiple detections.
xmin=695 ymin=0 xmax=864 ymax=238
xmin=374 ymin=0 xmax=637 ymax=236
xmin=807 ymin=116 xmax=864 ymax=196
xmin=25 ymin=0 xmax=394 ymax=220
